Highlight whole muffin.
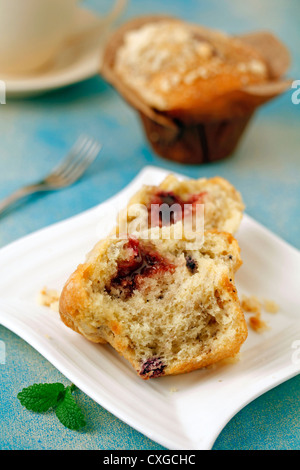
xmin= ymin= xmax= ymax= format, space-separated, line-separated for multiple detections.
xmin=101 ymin=16 xmax=291 ymax=164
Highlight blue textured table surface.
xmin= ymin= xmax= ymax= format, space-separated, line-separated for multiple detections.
xmin=0 ymin=0 xmax=299 ymax=450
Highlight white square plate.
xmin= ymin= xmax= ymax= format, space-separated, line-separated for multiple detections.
xmin=0 ymin=166 xmax=299 ymax=450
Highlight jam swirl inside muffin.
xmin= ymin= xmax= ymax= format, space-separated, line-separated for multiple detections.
xmin=108 ymin=238 xmax=176 ymax=297
xmin=148 ymin=190 xmax=206 ymax=227
xmin=139 ymin=356 xmax=166 ymax=379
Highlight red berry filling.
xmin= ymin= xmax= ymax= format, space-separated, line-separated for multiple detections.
xmin=185 ymin=255 xmax=198 ymax=274
xmin=139 ymin=356 xmax=166 ymax=378
xmin=108 ymin=238 xmax=176 ymax=297
xmin=148 ymin=190 xmax=206 ymax=227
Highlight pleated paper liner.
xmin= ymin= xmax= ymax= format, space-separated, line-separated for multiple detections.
xmin=100 ymin=15 xmax=292 ymax=164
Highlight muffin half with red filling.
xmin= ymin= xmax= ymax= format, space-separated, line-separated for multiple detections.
xmin=59 ymin=225 xmax=247 ymax=379
xmin=117 ymin=174 xmax=244 ymax=236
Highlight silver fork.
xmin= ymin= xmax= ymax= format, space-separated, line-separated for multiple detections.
xmin=0 ymin=135 xmax=102 ymax=216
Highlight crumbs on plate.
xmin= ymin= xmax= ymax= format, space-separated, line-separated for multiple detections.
xmin=241 ymin=294 xmax=279 ymax=333
xmin=37 ymin=287 xmax=60 ymax=312
xmin=262 ymin=299 xmax=280 ymax=313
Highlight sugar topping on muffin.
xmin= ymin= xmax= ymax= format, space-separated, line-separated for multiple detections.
xmin=114 ymin=20 xmax=268 ymax=111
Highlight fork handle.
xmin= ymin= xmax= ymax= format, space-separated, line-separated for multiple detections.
xmin=0 ymin=184 xmax=40 ymax=216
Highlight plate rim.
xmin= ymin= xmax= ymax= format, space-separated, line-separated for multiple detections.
xmin=0 ymin=165 xmax=299 ymax=450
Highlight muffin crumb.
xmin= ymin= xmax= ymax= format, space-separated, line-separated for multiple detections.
xmin=263 ymin=299 xmax=279 ymax=313
xmin=38 ymin=287 xmax=60 ymax=312
xmin=241 ymin=294 xmax=278 ymax=333
xmin=241 ymin=295 xmax=261 ymax=313
xmin=249 ymin=312 xmax=269 ymax=333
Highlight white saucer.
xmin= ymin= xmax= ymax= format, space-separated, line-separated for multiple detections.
xmin=1 ymin=8 xmax=114 ymax=98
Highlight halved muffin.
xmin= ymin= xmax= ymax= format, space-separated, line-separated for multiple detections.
xmin=117 ymin=174 xmax=244 ymax=236
xmin=59 ymin=225 xmax=247 ymax=379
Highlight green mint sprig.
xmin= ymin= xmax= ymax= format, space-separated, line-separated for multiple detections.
xmin=17 ymin=382 xmax=86 ymax=430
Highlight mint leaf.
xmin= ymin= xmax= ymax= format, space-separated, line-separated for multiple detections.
xmin=17 ymin=383 xmax=65 ymax=412
xmin=17 ymin=382 xmax=87 ymax=430
xmin=55 ymin=386 xmax=86 ymax=430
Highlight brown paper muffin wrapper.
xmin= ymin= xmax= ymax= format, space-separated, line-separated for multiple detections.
xmin=139 ymin=111 xmax=254 ymax=164
xmin=100 ymin=15 xmax=292 ymax=164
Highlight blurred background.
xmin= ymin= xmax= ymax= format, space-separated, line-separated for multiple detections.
xmin=0 ymin=0 xmax=299 ymax=247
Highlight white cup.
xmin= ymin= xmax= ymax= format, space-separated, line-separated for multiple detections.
xmin=0 ymin=0 xmax=79 ymax=75
xmin=0 ymin=0 xmax=127 ymax=76
xmin=0 ymin=0 xmax=78 ymax=74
